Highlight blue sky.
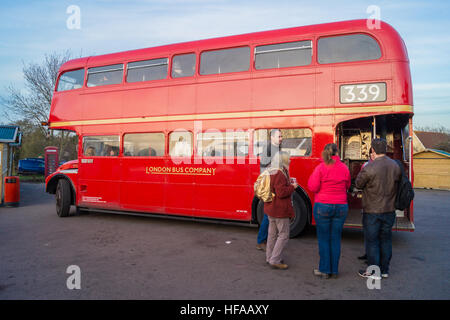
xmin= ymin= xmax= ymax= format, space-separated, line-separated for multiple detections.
xmin=0 ymin=0 xmax=449 ymax=128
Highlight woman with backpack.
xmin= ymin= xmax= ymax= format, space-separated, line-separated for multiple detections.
xmin=307 ymin=143 xmax=351 ymax=279
xmin=265 ymin=151 xmax=298 ymax=270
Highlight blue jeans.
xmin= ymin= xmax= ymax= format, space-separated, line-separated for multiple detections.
xmin=363 ymin=212 xmax=396 ymax=274
xmin=257 ymin=214 xmax=269 ymax=244
xmin=313 ymin=203 xmax=348 ymax=274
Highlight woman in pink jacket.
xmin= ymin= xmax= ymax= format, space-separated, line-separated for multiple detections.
xmin=307 ymin=143 xmax=351 ymax=279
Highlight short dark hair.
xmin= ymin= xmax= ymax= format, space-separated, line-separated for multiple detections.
xmin=371 ymin=138 xmax=387 ymax=155
xmin=270 ymin=129 xmax=281 ymax=137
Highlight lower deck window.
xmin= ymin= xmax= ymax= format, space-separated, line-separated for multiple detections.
xmin=254 ymin=128 xmax=312 ymax=157
xmin=169 ymin=131 xmax=193 ymax=157
xmin=123 ymin=132 xmax=165 ymax=156
xmin=83 ymin=135 xmax=120 ymax=156
xmin=197 ymin=131 xmax=249 ymax=157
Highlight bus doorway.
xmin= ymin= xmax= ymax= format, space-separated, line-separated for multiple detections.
xmin=336 ymin=114 xmax=415 ymax=231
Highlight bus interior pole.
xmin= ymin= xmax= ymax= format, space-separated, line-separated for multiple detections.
xmin=379 ymin=115 xmax=387 ymax=141
xmin=372 ymin=116 xmax=376 ymax=140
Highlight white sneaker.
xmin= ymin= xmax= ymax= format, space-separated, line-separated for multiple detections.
xmin=358 ymin=270 xmax=381 ymax=280
xmin=381 ymin=273 xmax=389 ymax=278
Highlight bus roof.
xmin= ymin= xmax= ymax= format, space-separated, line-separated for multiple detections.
xmin=59 ymin=19 xmax=408 ymax=72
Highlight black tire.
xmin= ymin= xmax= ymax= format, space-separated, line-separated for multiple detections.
xmin=256 ymin=192 xmax=309 ymax=238
xmin=56 ymin=179 xmax=71 ymax=217
xmin=290 ymin=192 xmax=309 ymax=237
xmin=76 ymin=206 xmax=88 ymax=215
xmin=256 ymin=199 xmax=265 ymax=225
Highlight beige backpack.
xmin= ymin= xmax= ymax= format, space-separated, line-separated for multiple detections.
xmin=254 ymin=168 xmax=280 ymax=202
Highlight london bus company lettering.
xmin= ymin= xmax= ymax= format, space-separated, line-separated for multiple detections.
xmin=145 ymin=166 xmax=217 ymax=176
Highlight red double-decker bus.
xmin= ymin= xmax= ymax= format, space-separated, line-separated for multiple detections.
xmin=45 ymin=19 xmax=414 ymax=237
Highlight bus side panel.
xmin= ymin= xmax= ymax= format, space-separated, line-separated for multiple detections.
xmin=78 ymin=157 xmax=121 ymax=209
xmin=164 ymin=157 xmax=196 ymax=216
xmin=83 ymin=89 xmax=123 ymax=121
xmin=120 ymin=157 xmax=166 ymax=214
xmin=122 ymin=86 xmax=169 ymax=118
xmin=252 ymin=71 xmax=315 ymax=110
xmin=196 ymin=77 xmax=252 ymax=114
xmin=193 ymin=158 xmax=255 ymax=221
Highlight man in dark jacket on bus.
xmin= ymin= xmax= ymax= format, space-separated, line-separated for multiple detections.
xmin=355 ymin=138 xmax=401 ymax=279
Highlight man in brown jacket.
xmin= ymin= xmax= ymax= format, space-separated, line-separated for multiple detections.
xmin=355 ymin=139 xmax=401 ymax=279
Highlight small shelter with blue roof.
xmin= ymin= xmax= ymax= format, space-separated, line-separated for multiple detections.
xmin=0 ymin=125 xmax=22 ymax=203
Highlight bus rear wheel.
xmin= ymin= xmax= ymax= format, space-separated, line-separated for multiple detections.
xmin=256 ymin=192 xmax=309 ymax=238
xmin=56 ymin=179 xmax=71 ymax=217
xmin=290 ymin=192 xmax=308 ymax=237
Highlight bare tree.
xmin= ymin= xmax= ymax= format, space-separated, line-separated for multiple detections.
xmin=1 ymin=51 xmax=78 ymax=160
xmin=1 ymin=51 xmax=72 ymax=132
xmin=415 ymin=125 xmax=450 ymax=134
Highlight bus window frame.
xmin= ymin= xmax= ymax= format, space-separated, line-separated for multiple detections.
xmin=55 ymin=68 xmax=86 ymax=92
xmin=168 ymin=130 xmax=194 ymax=158
xmin=253 ymin=127 xmax=314 ymax=158
xmin=122 ymin=131 xmax=167 ymax=158
xmin=196 ymin=130 xmax=250 ymax=158
xmin=170 ymin=52 xmax=197 ymax=79
xmin=316 ymin=32 xmax=384 ymax=66
xmin=253 ymin=39 xmax=314 ymax=71
xmin=86 ymin=63 xmax=125 ymax=88
xmin=82 ymin=134 xmax=121 ymax=157
xmin=199 ymin=45 xmax=252 ymax=77
xmin=125 ymin=57 xmax=169 ymax=83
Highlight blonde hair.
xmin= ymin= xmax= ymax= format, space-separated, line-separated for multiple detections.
xmin=270 ymin=151 xmax=290 ymax=169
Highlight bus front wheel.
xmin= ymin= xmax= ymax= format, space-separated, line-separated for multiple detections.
xmin=56 ymin=179 xmax=71 ymax=217
xmin=256 ymin=193 xmax=309 ymax=238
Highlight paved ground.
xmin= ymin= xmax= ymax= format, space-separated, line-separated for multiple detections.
xmin=0 ymin=183 xmax=448 ymax=300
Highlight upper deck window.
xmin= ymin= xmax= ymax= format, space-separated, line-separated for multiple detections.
xmin=255 ymin=40 xmax=312 ymax=70
xmin=200 ymin=46 xmax=250 ymax=75
xmin=87 ymin=64 xmax=123 ymax=87
xmin=172 ymin=53 xmax=196 ymax=78
xmin=57 ymin=69 xmax=85 ymax=91
xmin=318 ymin=34 xmax=381 ymax=64
xmin=127 ymin=58 xmax=168 ymax=83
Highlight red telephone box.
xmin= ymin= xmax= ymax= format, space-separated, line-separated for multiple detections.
xmin=45 ymin=146 xmax=59 ymax=177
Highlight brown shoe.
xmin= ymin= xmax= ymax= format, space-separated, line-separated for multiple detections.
xmin=270 ymin=263 xmax=289 ymax=270
xmin=256 ymin=243 xmax=266 ymax=251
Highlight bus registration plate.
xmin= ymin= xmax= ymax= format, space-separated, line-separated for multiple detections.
xmin=340 ymin=82 xmax=386 ymax=104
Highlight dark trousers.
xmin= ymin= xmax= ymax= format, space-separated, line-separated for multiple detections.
xmin=363 ymin=212 xmax=396 ymax=274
